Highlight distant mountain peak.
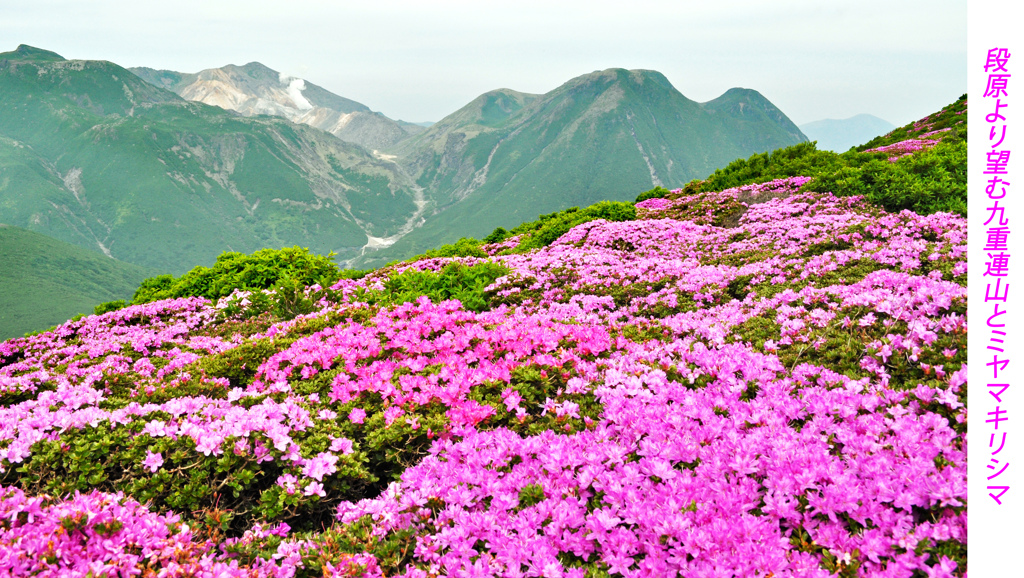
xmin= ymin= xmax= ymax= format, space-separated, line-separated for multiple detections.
xmin=129 ymin=61 xmax=428 ymax=151
xmin=570 ymin=68 xmax=672 ymax=89
xmin=704 ymin=87 xmax=775 ymax=108
xmin=2 ymin=44 xmax=66 ymax=62
xmin=239 ymin=61 xmax=275 ymax=73
xmin=799 ymin=114 xmax=896 ymax=152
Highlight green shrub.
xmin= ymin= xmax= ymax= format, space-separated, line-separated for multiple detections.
xmin=132 ymin=247 xmax=342 ymax=304
xmin=510 ymin=201 xmax=637 ymax=252
xmin=806 ymin=140 xmax=966 ymax=215
xmin=484 ymin=227 xmax=510 ymax=244
xmin=131 ymin=274 xmax=175 ymax=304
xmin=634 ymin=186 xmax=672 ymax=203
xmin=420 ymin=237 xmax=488 ymax=259
xmin=93 ymin=300 xmax=127 ymax=315
xmin=373 ymin=261 xmax=510 ymax=313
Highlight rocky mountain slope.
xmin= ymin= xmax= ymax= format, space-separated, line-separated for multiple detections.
xmin=131 ymin=62 xmax=809 ymax=268
xmin=0 ymin=45 xmax=422 ymax=272
xmin=131 ymin=62 xmax=426 ymax=152
xmin=2 ymin=46 xmax=807 ymax=275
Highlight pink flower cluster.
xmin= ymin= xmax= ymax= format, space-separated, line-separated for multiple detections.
xmin=0 ymin=485 xmax=378 ymax=577
xmin=635 ymin=177 xmax=814 ymax=223
xmin=863 ymin=139 xmax=942 ymax=162
xmin=0 ymin=180 xmax=967 ymax=577
xmin=484 ymin=234 xmax=523 ymax=255
xmin=863 ymin=127 xmax=951 ymax=162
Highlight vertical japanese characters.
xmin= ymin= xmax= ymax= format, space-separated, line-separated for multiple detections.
xmin=982 ymin=47 xmax=1012 ymax=505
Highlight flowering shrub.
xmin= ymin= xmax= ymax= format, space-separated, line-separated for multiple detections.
xmin=0 ymin=169 xmax=967 ymax=575
xmin=856 ymin=96 xmax=966 ymax=154
xmin=672 ymin=97 xmax=968 ymax=217
xmin=862 ymin=138 xmax=943 ymax=162
xmin=0 ymin=486 xmax=380 ymax=577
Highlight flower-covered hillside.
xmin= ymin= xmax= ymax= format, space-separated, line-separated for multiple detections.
xmin=647 ymin=95 xmax=967 ymax=217
xmin=0 ymin=177 xmax=966 ymax=576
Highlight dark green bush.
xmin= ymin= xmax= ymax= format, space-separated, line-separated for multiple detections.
xmin=634 ymin=186 xmax=672 ymax=203
xmin=419 ymin=237 xmax=488 ymax=259
xmin=93 ymin=300 xmax=128 ymax=315
xmin=132 ymin=247 xmax=342 ymax=304
xmin=373 ymin=261 xmax=510 ymax=313
xmin=484 ymin=227 xmax=510 ymax=244
xmin=132 ymin=274 xmax=175 ymax=304
xmin=510 ymin=201 xmax=637 ymax=252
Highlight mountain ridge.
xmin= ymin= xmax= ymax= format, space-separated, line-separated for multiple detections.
xmin=357 ymin=67 xmax=808 ymax=266
xmin=2 ymin=46 xmax=808 ymax=274
xmin=799 ymin=113 xmax=897 ymax=152
xmin=0 ymin=46 xmax=422 ymax=272
xmin=130 ymin=62 xmax=424 ymax=151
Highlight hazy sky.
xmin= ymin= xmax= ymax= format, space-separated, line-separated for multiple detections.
xmin=2 ymin=0 xmax=966 ymax=126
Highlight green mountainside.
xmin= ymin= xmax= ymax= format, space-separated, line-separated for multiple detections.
xmin=0 ymin=45 xmax=421 ymax=273
xmin=357 ymin=69 xmax=807 ymax=267
xmin=130 ymin=61 xmax=807 ymax=268
xmin=2 ymin=47 xmax=808 ymax=279
xmin=0 ymin=224 xmax=153 ymax=340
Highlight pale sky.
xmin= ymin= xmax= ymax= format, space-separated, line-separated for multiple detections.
xmin=2 ymin=0 xmax=967 ymax=126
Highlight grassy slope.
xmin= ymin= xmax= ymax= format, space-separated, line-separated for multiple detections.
xmin=687 ymin=95 xmax=968 ymax=216
xmin=0 ymin=224 xmax=154 ymax=339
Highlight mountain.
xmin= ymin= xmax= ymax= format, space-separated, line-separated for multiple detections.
xmin=0 ymin=45 xmax=422 ymax=273
xmin=2 ymin=47 xmax=808 ymax=272
xmin=0 ymin=223 xmax=154 ymax=339
xmin=358 ymin=68 xmax=807 ymax=266
xmin=799 ymin=113 xmax=896 ymax=152
xmin=131 ymin=63 xmax=426 ymax=151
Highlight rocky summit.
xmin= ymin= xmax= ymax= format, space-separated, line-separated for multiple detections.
xmin=0 ymin=46 xmax=421 ymax=272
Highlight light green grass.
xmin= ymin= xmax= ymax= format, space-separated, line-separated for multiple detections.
xmin=0 ymin=224 xmax=155 ymax=339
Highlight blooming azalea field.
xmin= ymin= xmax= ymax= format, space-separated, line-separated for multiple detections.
xmin=0 ymin=168 xmax=967 ymax=576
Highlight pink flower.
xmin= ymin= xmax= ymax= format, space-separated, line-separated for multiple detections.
xmin=501 ymin=388 xmax=523 ymax=412
xmin=304 ymin=481 xmax=326 ymax=497
xmin=330 ymin=437 xmax=354 ymax=454
xmin=303 ymin=453 xmax=339 ymax=481
xmin=142 ymin=450 xmax=163 ymax=473
xmin=383 ymin=406 xmax=405 ymax=426
xmin=276 ymin=474 xmax=298 ymax=494
xmin=348 ymin=408 xmax=366 ymax=424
